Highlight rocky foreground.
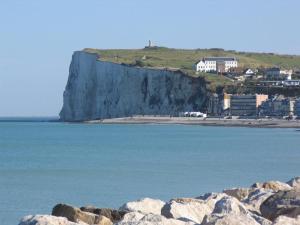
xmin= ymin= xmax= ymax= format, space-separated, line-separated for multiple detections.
xmin=19 ymin=177 xmax=300 ymax=225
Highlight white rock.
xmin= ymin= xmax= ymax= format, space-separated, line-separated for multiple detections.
xmin=161 ymin=193 xmax=227 ymax=224
xmin=161 ymin=198 xmax=210 ymax=224
xmin=287 ymin=177 xmax=300 ymax=190
xmin=272 ymin=215 xmax=300 ymax=225
xmin=19 ymin=215 xmax=87 ymax=225
xmin=116 ymin=212 xmax=195 ymax=225
xmin=119 ymin=198 xmax=165 ymax=215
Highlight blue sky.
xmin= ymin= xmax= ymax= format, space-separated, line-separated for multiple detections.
xmin=1 ymin=0 xmax=300 ymax=116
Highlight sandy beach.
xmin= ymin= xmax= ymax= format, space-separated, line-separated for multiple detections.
xmin=85 ymin=116 xmax=300 ymax=128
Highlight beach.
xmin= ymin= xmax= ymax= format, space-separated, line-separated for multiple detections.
xmin=86 ymin=116 xmax=300 ymax=128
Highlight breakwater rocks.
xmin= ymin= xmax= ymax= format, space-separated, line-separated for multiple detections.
xmin=59 ymin=51 xmax=207 ymax=122
xmin=19 ymin=177 xmax=300 ymax=225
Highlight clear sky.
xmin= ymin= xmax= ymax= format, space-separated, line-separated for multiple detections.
xmin=1 ymin=0 xmax=300 ymax=116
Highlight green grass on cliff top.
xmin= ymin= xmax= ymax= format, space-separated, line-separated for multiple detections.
xmin=84 ymin=47 xmax=300 ymax=89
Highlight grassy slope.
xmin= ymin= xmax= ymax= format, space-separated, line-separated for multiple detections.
xmin=84 ymin=47 xmax=300 ymax=91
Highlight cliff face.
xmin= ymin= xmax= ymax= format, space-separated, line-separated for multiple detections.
xmin=60 ymin=51 xmax=207 ymax=121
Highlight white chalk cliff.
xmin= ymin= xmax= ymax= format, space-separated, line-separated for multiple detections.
xmin=60 ymin=51 xmax=207 ymax=121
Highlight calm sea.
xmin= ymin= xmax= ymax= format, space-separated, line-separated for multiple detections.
xmin=0 ymin=121 xmax=300 ymax=225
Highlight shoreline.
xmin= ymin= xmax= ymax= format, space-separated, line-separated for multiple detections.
xmin=85 ymin=116 xmax=300 ymax=128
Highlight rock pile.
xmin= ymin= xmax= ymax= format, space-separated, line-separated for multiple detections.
xmin=19 ymin=177 xmax=300 ymax=225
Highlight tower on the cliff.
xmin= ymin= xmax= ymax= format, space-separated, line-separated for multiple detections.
xmin=145 ymin=40 xmax=157 ymax=49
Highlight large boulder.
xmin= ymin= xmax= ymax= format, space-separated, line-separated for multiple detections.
xmin=260 ymin=190 xmax=300 ymax=221
xmin=161 ymin=198 xmax=212 ymax=224
xmin=119 ymin=198 xmax=165 ymax=215
xmin=203 ymin=196 xmax=271 ymax=225
xmin=272 ymin=215 xmax=300 ymax=225
xmin=116 ymin=212 xmax=196 ymax=225
xmin=80 ymin=206 xmax=127 ymax=223
xmin=161 ymin=193 xmax=227 ymax=224
xmin=211 ymin=196 xmax=248 ymax=215
xmin=19 ymin=215 xmax=87 ymax=225
xmin=251 ymin=181 xmax=292 ymax=192
xmin=287 ymin=177 xmax=300 ymax=190
xmin=52 ymin=204 xmax=112 ymax=225
xmin=242 ymin=189 xmax=274 ymax=213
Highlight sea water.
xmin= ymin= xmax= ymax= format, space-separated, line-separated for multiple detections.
xmin=0 ymin=121 xmax=300 ymax=225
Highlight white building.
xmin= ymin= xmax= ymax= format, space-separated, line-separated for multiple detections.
xmin=244 ymin=68 xmax=255 ymax=76
xmin=194 ymin=57 xmax=238 ymax=73
xmin=280 ymin=69 xmax=293 ymax=80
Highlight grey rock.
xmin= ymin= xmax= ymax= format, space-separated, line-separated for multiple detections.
xmin=202 ymin=213 xmax=262 ymax=225
xmin=242 ymin=189 xmax=274 ymax=214
xmin=287 ymin=177 xmax=300 ymax=190
xmin=260 ymin=190 xmax=300 ymax=221
xmin=211 ymin=196 xmax=248 ymax=215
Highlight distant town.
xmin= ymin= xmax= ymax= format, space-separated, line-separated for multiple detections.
xmin=194 ymin=56 xmax=300 ymax=87
xmin=193 ymin=56 xmax=300 ymax=119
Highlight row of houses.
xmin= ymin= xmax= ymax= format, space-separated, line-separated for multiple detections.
xmin=259 ymin=95 xmax=295 ymax=117
xmin=193 ymin=57 xmax=299 ymax=84
xmin=194 ymin=57 xmax=238 ymax=73
xmin=208 ymin=94 xmax=300 ymax=118
xmin=258 ymin=80 xmax=300 ymax=87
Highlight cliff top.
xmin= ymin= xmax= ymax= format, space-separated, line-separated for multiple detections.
xmin=84 ymin=47 xmax=300 ymax=70
xmin=83 ymin=47 xmax=300 ymax=91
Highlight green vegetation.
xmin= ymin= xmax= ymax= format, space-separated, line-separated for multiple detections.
xmin=84 ymin=47 xmax=300 ymax=91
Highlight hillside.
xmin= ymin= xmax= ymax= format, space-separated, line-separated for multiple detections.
xmin=84 ymin=47 xmax=300 ymax=91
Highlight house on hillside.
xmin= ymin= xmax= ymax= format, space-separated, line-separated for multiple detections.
xmin=194 ymin=57 xmax=238 ymax=73
xmin=244 ymin=68 xmax=255 ymax=76
xmin=280 ymin=69 xmax=293 ymax=80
